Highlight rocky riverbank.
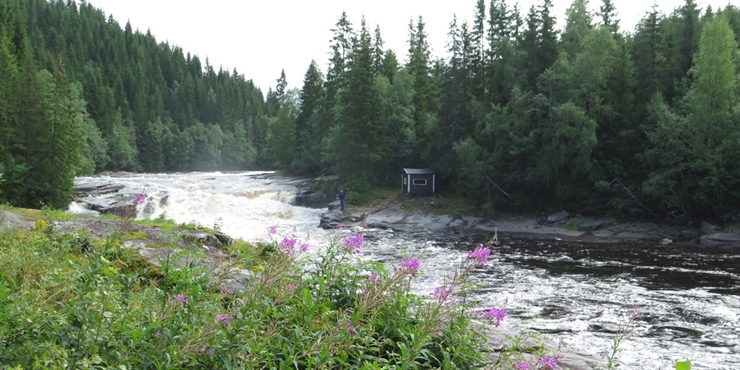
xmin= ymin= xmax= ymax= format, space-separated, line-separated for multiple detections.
xmin=318 ymin=195 xmax=740 ymax=251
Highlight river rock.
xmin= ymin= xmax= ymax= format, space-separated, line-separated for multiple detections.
xmin=477 ymin=321 xmax=605 ymax=370
xmin=292 ymin=189 xmax=328 ymax=208
xmin=75 ymin=184 xmax=125 ymax=198
xmin=547 ymin=211 xmax=570 ymax=224
xmin=318 ymin=209 xmax=366 ymax=229
xmin=699 ymin=233 xmax=740 ymax=251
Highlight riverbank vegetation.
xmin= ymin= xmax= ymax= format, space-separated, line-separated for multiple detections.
xmin=1 ymin=0 xmax=739 ymax=221
xmin=0 ymin=208 xmax=579 ymax=369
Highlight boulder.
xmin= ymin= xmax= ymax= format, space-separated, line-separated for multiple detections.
xmin=183 ymin=231 xmax=233 ymax=248
xmin=292 ymin=189 xmax=328 ymax=208
xmin=476 ymin=321 xmax=605 ymax=370
xmin=319 ymin=209 xmax=366 ymax=229
xmin=547 ymin=211 xmax=570 ymax=224
xmin=75 ymin=184 xmax=125 ymax=198
xmin=699 ymin=233 xmax=740 ymax=251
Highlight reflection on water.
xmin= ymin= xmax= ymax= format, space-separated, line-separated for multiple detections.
xmin=72 ymin=172 xmax=740 ymax=370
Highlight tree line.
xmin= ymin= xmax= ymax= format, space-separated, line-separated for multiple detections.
xmin=270 ymin=0 xmax=740 ymax=222
xmin=1 ymin=0 xmax=739 ymax=222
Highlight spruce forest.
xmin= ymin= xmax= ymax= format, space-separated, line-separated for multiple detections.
xmin=1 ymin=0 xmax=739 ymax=222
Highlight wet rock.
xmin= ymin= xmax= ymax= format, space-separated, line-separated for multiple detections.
xmin=292 ymin=189 xmax=328 ymax=208
xmin=328 ymin=200 xmax=344 ymax=211
xmin=699 ymin=233 xmax=740 ymax=251
xmin=75 ymin=184 xmax=125 ymax=198
xmin=661 ymin=238 xmax=673 ymax=245
xmin=319 ymin=209 xmax=366 ymax=229
xmin=477 ymin=321 xmax=605 ymax=370
xmin=547 ymin=211 xmax=570 ymax=224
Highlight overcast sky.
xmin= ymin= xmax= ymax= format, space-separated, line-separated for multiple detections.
xmin=86 ymin=0 xmax=732 ymax=92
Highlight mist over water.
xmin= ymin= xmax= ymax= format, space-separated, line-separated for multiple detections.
xmin=72 ymin=172 xmax=740 ymax=369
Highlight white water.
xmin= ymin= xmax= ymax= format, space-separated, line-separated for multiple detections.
xmin=71 ymin=171 xmax=740 ymax=369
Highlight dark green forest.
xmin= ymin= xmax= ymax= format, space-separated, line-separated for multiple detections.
xmin=1 ymin=0 xmax=739 ymax=222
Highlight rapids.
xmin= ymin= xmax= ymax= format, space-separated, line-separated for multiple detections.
xmin=70 ymin=171 xmax=740 ymax=369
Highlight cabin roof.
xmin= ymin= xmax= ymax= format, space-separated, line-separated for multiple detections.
xmin=403 ymin=168 xmax=434 ymax=175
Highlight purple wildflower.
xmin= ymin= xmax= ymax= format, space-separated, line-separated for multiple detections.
xmin=468 ymin=247 xmax=491 ymax=267
xmin=215 ymin=313 xmax=234 ymax=326
xmin=538 ymin=354 xmax=559 ymax=369
xmin=279 ymin=236 xmax=297 ymax=254
xmin=267 ymin=225 xmax=278 ymax=235
xmin=175 ymin=294 xmax=189 ymax=304
xmin=134 ymin=193 xmax=146 ymax=204
xmin=340 ymin=320 xmax=356 ymax=336
xmin=286 ymin=283 xmax=299 ymax=293
xmin=400 ymin=258 xmax=420 ymax=277
xmin=431 ymin=287 xmax=451 ymax=301
xmin=513 ymin=362 xmax=531 ymax=370
xmin=483 ymin=307 xmax=507 ymax=327
xmin=343 ymin=234 xmax=364 ymax=254
xmin=299 ymin=242 xmax=309 ymax=253
xmin=367 ymin=274 xmax=378 ymax=284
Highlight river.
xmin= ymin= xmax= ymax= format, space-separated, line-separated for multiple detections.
xmin=70 ymin=171 xmax=740 ymax=369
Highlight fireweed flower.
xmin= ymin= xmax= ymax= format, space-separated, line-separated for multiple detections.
xmin=468 ymin=247 xmax=491 ymax=267
xmin=538 ymin=354 xmax=559 ymax=369
xmin=267 ymin=225 xmax=278 ymax=235
xmin=299 ymin=242 xmax=309 ymax=253
xmin=367 ymin=274 xmax=378 ymax=283
xmin=279 ymin=236 xmax=297 ymax=254
xmin=340 ymin=320 xmax=356 ymax=336
xmin=174 ymin=294 xmax=189 ymax=304
xmin=134 ymin=193 xmax=146 ymax=204
xmin=513 ymin=362 xmax=531 ymax=370
xmin=343 ymin=234 xmax=364 ymax=254
xmin=215 ymin=313 xmax=234 ymax=326
xmin=431 ymin=287 xmax=451 ymax=301
xmin=483 ymin=307 xmax=507 ymax=327
xmin=400 ymin=258 xmax=420 ymax=277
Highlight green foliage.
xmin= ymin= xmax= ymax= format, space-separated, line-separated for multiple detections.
xmin=563 ymin=218 xmax=580 ymax=230
xmin=0 ymin=219 xmax=544 ymax=368
xmin=2 ymin=0 xmax=740 ymax=220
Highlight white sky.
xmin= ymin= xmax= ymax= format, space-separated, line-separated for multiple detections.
xmin=86 ymin=0 xmax=732 ymax=92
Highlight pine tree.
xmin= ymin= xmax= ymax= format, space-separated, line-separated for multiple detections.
xmin=326 ymin=17 xmax=380 ymax=189
xmin=598 ymin=0 xmax=620 ymax=35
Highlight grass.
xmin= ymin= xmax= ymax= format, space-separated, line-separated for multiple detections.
xmin=350 ymin=187 xmax=481 ymax=216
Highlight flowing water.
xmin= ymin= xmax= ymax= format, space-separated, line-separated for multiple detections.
xmin=71 ymin=172 xmax=740 ymax=369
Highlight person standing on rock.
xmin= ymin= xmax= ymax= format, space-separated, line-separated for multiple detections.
xmin=337 ymin=190 xmax=346 ymax=211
